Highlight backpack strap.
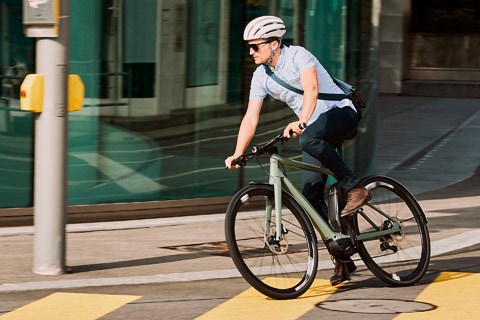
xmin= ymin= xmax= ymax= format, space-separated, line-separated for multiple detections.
xmin=263 ymin=64 xmax=348 ymax=101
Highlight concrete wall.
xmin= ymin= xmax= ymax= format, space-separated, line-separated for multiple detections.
xmin=378 ymin=0 xmax=408 ymax=94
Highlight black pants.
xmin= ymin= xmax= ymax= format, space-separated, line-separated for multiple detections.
xmin=298 ymin=107 xmax=360 ymax=220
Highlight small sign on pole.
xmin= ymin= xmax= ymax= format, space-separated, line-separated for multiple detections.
xmin=23 ymin=0 xmax=60 ymax=37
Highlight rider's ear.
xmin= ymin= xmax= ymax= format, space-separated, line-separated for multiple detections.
xmin=271 ymin=39 xmax=279 ymax=50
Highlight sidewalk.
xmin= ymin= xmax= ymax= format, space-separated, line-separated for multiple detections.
xmin=1 ymin=95 xmax=479 ymax=292
xmin=375 ymin=95 xmax=480 ymax=195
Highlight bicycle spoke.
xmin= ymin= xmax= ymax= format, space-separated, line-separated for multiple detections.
xmin=355 ymin=176 xmax=430 ymax=286
xmin=225 ymin=185 xmax=318 ymax=299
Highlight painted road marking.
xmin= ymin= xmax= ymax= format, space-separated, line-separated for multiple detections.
xmin=394 ymin=272 xmax=480 ymax=319
xmin=195 ymin=278 xmax=342 ymax=320
xmin=197 ymin=272 xmax=479 ymax=319
xmin=0 ymin=292 xmax=140 ymax=320
xmin=0 ymin=272 xmax=477 ymax=318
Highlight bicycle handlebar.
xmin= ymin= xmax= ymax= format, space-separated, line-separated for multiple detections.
xmin=231 ymin=133 xmax=284 ymax=167
xmin=231 ymin=123 xmax=306 ymax=167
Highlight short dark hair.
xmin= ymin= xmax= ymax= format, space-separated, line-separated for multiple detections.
xmin=267 ymin=37 xmax=283 ymax=48
xmin=266 ymin=37 xmax=281 ymax=42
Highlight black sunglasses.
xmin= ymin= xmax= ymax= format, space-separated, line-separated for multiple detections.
xmin=246 ymin=40 xmax=271 ymax=52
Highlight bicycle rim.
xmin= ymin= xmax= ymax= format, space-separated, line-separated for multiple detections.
xmin=225 ymin=184 xmax=318 ymax=300
xmin=355 ymin=176 xmax=430 ymax=286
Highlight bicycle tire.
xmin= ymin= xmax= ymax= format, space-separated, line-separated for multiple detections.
xmin=225 ymin=184 xmax=318 ymax=300
xmin=354 ymin=175 xmax=430 ymax=286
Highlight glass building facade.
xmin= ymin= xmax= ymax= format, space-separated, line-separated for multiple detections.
xmin=0 ymin=0 xmax=378 ymax=218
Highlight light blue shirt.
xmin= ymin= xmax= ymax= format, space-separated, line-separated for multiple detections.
xmin=249 ymin=45 xmax=355 ymax=124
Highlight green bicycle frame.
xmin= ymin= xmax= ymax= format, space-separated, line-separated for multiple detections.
xmin=267 ymin=153 xmax=402 ymax=243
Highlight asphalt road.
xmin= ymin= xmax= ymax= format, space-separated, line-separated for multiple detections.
xmin=0 ymin=248 xmax=478 ymax=319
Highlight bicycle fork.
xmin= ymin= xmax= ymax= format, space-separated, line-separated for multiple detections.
xmin=267 ymin=156 xmax=284 ymax=242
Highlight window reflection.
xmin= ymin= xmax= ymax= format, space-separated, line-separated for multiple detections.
xmin=0 ymin=0 xmax=376 ymax=210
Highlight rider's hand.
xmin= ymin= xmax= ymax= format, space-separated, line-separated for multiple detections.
xmin=225 ymin=155 xmax=241 ymax=169
xmin=284 ymin=121 xmax=306 ymax=138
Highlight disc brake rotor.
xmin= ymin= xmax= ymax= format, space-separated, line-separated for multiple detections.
xmin=264 ymin=226 xmax=288 ymax=254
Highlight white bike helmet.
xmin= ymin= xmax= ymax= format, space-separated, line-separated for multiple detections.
xmin=243 ymin=16 xmax=286 ymax=41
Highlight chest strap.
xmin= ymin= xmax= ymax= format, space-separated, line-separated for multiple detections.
xmin=262 ymin=64 xmax=348 ymax=101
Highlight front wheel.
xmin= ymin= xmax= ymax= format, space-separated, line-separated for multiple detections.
xmin=354 ymin=176 xmax=430 ymax=286
xmin=225 ymin=184 xmax=318 ymax=300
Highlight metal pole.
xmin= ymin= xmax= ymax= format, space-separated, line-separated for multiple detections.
xmin=33 ymin=0 xmax=69 ymax=275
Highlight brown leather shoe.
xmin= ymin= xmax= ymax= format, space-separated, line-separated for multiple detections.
xmin=340 ymin=185 xmax=371 ymax=217
xmin=330 ymin=258 xmax=357 ymax=286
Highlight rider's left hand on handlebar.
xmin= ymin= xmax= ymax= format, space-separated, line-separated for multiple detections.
xmin=225 ymin=155 xmax=241 ymax=169
xmin=283 ymin=121 xmax=306 ymax=138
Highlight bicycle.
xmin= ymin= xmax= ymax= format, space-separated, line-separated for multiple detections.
xmin=224 ymin=131 xmax=431 ymax=300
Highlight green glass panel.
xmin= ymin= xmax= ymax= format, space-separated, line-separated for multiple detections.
xmin=0 ymin=0 xmax=376 ymax=210
xmin=186 ymin=0 xmax=220 ymax=87
xmin=0 ymin=0 xmax=34 ymax=208
xmin=305 ymin=0 xmax=346 ymax=78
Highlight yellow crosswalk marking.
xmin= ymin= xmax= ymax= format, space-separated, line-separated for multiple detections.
xmin=195 ymin=278 xmax=342 ymax=320
xmin=0 ymin=292 xmax=141 ymax=320
xmin=394 ymin=272 xmax=480 ymax=319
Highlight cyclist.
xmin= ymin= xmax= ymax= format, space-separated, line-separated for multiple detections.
xmin=225 ymin=16 xmax=370 ymax=286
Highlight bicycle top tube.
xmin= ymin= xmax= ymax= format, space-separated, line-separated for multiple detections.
xmin=272 ymin=154 xmax=335 ymax=177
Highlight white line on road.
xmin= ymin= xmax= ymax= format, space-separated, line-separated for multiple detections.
xmin=1 ymin=230 xmax=479 ymax=293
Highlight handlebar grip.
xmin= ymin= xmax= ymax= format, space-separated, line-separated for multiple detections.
xmin=231 ymin=156 xmax=246 ymax=167
xmin=287 ymin=122 xmax=307 ymax=137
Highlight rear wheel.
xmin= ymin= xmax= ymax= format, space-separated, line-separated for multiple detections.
xmin=354 ymin=176 xmax=430 ymax=286
xmin=225 ymin=184 xmax=318 ymax=299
